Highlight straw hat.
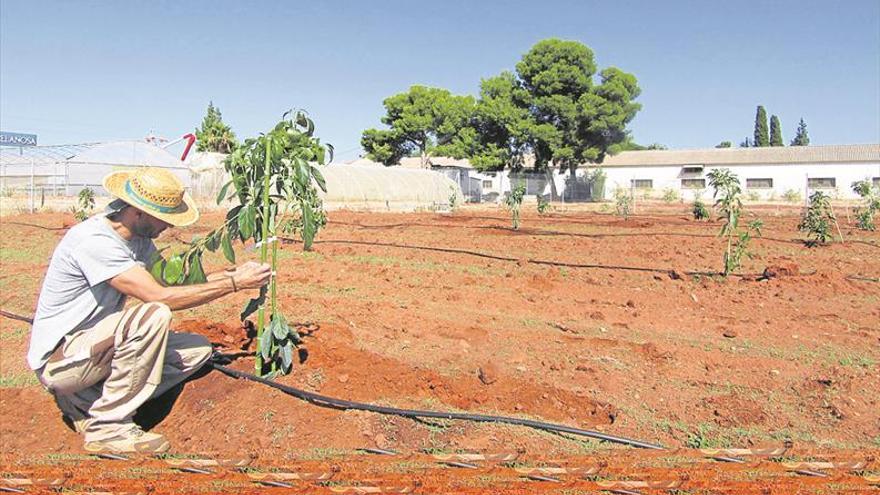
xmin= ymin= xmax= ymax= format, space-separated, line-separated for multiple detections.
xmin=103 ymin=167 xmax=200 ymax=227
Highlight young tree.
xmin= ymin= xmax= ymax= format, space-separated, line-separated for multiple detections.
xmin=791 ymin=118 xmax=810 ymax=146
xmin=707 ymin=168 xmax=763 ymax=276
xmin=769 ymin=115 xmax=783 ymax=146
xmin=754 ymin=106 xmax=769 ymax=147
xmin=739 ymin=137 xmax=752 ymax=148
xmin=360 ymin=86 xmax=475 ymax=167
xmin=195 ymin=102 xmax=238 ymax=153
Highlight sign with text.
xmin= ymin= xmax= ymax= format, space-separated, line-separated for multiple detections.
xmin=0 ymin=131 xmax=38 ymax=147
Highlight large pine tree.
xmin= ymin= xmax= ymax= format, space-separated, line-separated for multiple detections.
xmin=769 ymin=115 xmax=783 ymax=146
xmin=754 ymin=106 xmax=769 ymax=147
xmin=791 ymin=118 xmax=810 ymax=146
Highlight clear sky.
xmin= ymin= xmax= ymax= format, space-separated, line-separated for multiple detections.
xmin=1 ymin=0 xmax=878 ymax=161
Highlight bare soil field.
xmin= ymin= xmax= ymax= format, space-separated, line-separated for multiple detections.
xmin=1 ymin=204 xmax=878 ymax=493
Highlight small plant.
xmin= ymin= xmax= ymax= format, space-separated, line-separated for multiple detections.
xmin=536 ymin=195 xmax=551 ymax=215
xmin=707 ymin=168 xmax=763 ymax=276
xmin=72 ymin=187 xmax=96 ymax=221
xmin=852 ymin=179 xmax=880 ymax=231
xmin=692 ymin=196 xmax=710 ymax=221
xmin=782 ymin=189 xmax=801 ymax=203
xmin=505 ymin=182 xmax=526 ymax=229
xmin=613 ymin=187 xmax=632 ymax=219
xmin=448 ymin=185 xmax=460 ymax=211
xmin=798 ymin=191 xmax=836 ymax=245
xmin=661 ymin=187 xmax=679 ymax=203
xmin=745 ymin=190 xmax=760 ymax=202
xmin=150 ymin=110 xmax=332 ymax=377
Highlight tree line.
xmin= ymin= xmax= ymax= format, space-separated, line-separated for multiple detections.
xmin=718 ymin=107 xmax=809 ymax=148
xmin=360 ymin=39 xmax=643 ymax=175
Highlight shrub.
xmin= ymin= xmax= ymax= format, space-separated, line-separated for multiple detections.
xmin=536 ymin=195 xmax=551 ymax=215
xmin=505 ymin=182 xmax=526 ymax=229
xmin=852 ymin=179 xmax=880 ymax=231
xmin=692 ymin=197 xmax=710 ymax=221
xmin=72 ymin=187 xmax=95 ymax=222
xmin=613 ymin=187 xmax=632 ymax=219
xmin=798 ymin=191 xmax=836 ymax=245
xmin=661 ymin=188 xmax=679 ymax=203
xmin=782 ymin=189 xmax=801 ymax=203
xmin=707 ymin=168 xmax=763 ymax=276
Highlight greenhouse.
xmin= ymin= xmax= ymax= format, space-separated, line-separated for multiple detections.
xmin=0 ymin=140 xmax=191 ymax=198
xmin=319 ymin=164 xmax=462 ymax=210
xmin=188 ymin=153 xmax=464 ymax=211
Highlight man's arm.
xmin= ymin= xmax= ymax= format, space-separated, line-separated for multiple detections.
xmin=109 ymin=262 xmax=271 ymax=311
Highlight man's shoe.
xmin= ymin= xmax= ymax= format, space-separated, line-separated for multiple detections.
xmin=84 ymin=426 xmax=170 ymax=454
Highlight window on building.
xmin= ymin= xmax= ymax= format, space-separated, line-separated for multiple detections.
xmin=873 ymin=177 xmax=880 ymax=188
xmin=808 ymin=177 xmax=836 ymax=189
xmin=482 ymin=180 xmax=493 ymax=188
xmin=682 ymin=166 xmax=703 ymax=174
xmin=631 ymin=179 xmax=653 ymax=189
xmin=681 ymin=178 xmax=706 ymax=189
xmin=746 ymin=178 xmax=773 ymax=189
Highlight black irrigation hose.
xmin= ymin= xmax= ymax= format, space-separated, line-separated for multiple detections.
xmin=210 ymin=361 xmax=666 ymax=450
xmin=0 ymin=310 xmax=664 ymax=450
xmin=291 ymin=237 xmax=765 ymax=279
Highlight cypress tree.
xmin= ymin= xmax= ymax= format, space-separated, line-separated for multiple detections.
xmin=791 ymin=118 xmax=810 ymax=146
xmin=769 ymin=115 xmax=783 ymax=146
xmin=754 ymin=106 xmax=769 ymax=147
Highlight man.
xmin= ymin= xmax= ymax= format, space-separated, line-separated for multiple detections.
xmin=27 ymin=167 xmax=271 ymax=454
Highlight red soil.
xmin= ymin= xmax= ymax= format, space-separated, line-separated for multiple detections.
xmin=1 ymin=205 xmax=878 ymax=493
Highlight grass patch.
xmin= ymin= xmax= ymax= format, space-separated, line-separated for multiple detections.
xmin=0 ymin=371 xmax=39 ymax=388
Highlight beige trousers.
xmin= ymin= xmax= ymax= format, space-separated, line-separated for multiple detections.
xmin=36 ymin=302 xmax=212 ymax=442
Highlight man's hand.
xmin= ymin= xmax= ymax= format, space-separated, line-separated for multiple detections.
xmin=229 ymin=262 xmax=272 ymax=290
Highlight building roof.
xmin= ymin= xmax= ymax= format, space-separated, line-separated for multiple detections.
xmin=599 ymin=144 xmax=880 ymax=167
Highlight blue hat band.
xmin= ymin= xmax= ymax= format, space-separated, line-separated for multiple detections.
xmin=125 ymin=180 xmax=183 ymax=214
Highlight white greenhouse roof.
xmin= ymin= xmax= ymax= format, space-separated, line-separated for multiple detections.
xmin=0 ymin=140 xmax=187 ymax=169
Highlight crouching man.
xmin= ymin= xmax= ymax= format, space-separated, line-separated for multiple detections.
xmin=27 ymin=167 xmax=270 ymax=454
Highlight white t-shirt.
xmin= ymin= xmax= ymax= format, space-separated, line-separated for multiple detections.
xmin=26 ymin=214 xmax=157 ymax=370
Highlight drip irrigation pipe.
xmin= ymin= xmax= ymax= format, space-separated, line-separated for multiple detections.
xmin=0 ymin=310 xmax=664 ymax=450
xmin=286 ymin=237 xmax=772 ymax=279
xmin=210 ymin=362 xmax=665 ymax=450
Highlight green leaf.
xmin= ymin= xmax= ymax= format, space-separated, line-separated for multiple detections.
xmin=258 ymin=325 xmax=272 ymax=361
xmin=221 ymin=231 xmax=236 ymax=263
xmin=240 ymin=285 xmax=267 ymax=321
xmin=311 ymin=166 xmax=327 ymax=193
xmin=205 ymin=230 xmax=221 ymax=251
xmin=163 ymin=255 xmax=184 ymax=285
xmin=280 ymin=341 xmax=293 ymax=373
xmin=216 ymin=180 xmax=233 ymax=205
xmin=271 ymin=315 xmax=289 ymax=340
xmin=238 ymin=204 xmax=255 ymax=240
xmin=184 ymin=251 xmax=207 ymax=285
xmin=149 ymin=254 xmax=166 ymax=282
xmin=301 ymin=200 xmax=316 ymax=250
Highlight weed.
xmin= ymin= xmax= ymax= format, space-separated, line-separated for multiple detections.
xmin=661 ymin=187 xmax=679 ymax=203
xmin=0 ymin=371 xmax=39 ymax=388
xmin=782 ymin=189 xmax=802 ymax=203
xmin=685 ymin=423 xmax=726 ymax=449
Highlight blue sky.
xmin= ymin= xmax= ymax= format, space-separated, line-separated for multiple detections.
xmin=1 ymin=0 xmax=878 ymax=161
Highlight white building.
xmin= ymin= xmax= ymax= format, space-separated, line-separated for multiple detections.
xmin=599 ymin=144 xmax=880 ymax=201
